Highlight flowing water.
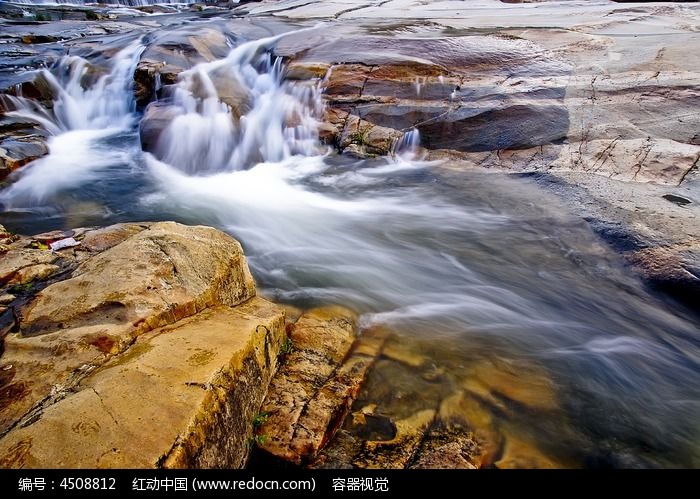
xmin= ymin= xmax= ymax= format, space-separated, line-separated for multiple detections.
xmin=1 ymin=28 xmax=699 ymax=468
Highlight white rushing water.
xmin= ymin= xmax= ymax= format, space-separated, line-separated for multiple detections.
xmin=0 ymin=28 xmax=698 ymax=466
xmin=151 ymin=32 xmax=323 ymax=174
xmin=0 ymin=40 xmax=144 ymax=207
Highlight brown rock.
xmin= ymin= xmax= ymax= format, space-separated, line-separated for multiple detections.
xmin=381 ymin=339 xmax=426 ymax=368
xmin=133 ymin=27 xmax=232 ymax=107
xmin=462 ymin=359 xmax=558 ymax=412
xmin=0 ymin=222 xmax=256 ymax=437
xmin=411 ymin=431 xmax=479 ymax=469
xmin=285 ymin=61 xmax=331 ymax=81
xmin=357 ymin=409 xmax=435 ymax=469
xmin=338 ymin=114 xmax=403 ymax=157
xmin=19 ymin=221 xmax=256 ymax=337
xmin=495 ymin=432 xmax=563 ymax=469
xmin=139 ymin=102 xmax=181 ymax=153
xmin=438 ymin=391 xmax=503 ymax=468
xmin=80 ymin=224 xmax=148 ymax=253
xmin=256 ymin=310 xmax=388 ymax=465
xmin=0 ymin=298 xmax=286 ymax=468
xmin=7 ymin=264 xmax=59 ymax=286
xmin=0 ymin=248 xmax=61 ymax=286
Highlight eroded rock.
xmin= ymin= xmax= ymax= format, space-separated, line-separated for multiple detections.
xmin=255 ymin=311 xmax=387 ymax=465
xmin=0 ymin=222 xmax=256 ymax=441
xmin=0 ymin=298 xmax=286 ymax=468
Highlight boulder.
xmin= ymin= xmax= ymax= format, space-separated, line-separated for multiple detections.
xmin=0 ymin=221 xmax=265 ymax=463
xmin=133 ymin=27 xmax=232 ymax=108
xmin=0 ymin=298 xmax=286 ymax=468
xmin=356 ymin=409 xmax=435 ymax=469
xmin=139 ymin=102 xmax=181 ymax=154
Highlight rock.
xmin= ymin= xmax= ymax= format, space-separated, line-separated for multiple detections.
xmin=32 ymin=230 xmax=75 ymax=243
xmin=139 ymin=102 xmax=181 ymax=154
xmin=0 ymin=295 xmax=14 ymax=305
xmin=79 ymin=224 xmax=147 ymax=253
xmin=204 ymin=68 xmax=251 ymax=118
xmin=0 ymin=88 xmax=54 ymax=178
xmin=339 ymin=114 xmax=404 ymax=157
xmin=462 ymin=359 xmax=558 ymax=412
xmin=0 ymin=298 xmax=286 ymax=468
xmin=255 ymin=310 xmax=388 ymax=465
xmin=319 ymin=109 xmax=402 ymax=157
xmin=133 ymin=62 xmax=180 ymax=108
xmin=21 ymin=35 xmax=58 ymax=45
xmin=410 ymin=429 xmax=479 ymax=469
xmin=0 ymin=247 xmax=62 ymax=286
xmin=624 ymin=245 xmax=700 ymax=310
xmin=285 ymin=61 xmax=330 ymax=81
xmin=133 ymin=27 xmax=233 ymax=108
xmin=437 ymin=391 xmax=502 ymax=468
xmin=356 ymin=409 xmax=435 ymax=469
xmin=5 ymin=72 xmax=56 ymax=108
xmin=381 ymin=338 xmax=426 ymax=368
xmin=18 ymin=221 xmax=256 ymax=337
xmin=7 ymin=264 xmax=59 ymax=286
xmin=0 ymin=222 xmax=256 ymax=439
xmin=494 ymin=432 xmax=562 ymax=469
xmin=0 ymin=140 xmax=49 ymax=180
xmin=139 ymin=70 xmax=251 ymax=154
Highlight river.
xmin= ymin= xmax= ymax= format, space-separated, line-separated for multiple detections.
xmin=0 ymin=12 xmax=699 ymax=468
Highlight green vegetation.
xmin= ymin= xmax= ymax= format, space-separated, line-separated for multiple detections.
xmin=246 ymin=433 xmax=267 ymax=449
xmin=29 ymin=241 xmax=49 ymax=250
xmin=85 ymin=10 xmax=100 ymax=21
xmin=8 ymin=283 xmax=32 ymax=295
xmin=280 ymin=337 xmax=294 ymax=355
xmin=350 ymin=124 xmax=372 ymax=146
xmin=252 ymin=411 xmax=269 ymax=427
xmin=33 ymin=12 xmax=51 ymax=22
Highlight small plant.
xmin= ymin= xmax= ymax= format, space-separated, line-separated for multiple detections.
xmin=33 ymin=12 xmax=51 ymax=22
xmin=350 ymin=124 xmax=372 ymax=147
xmin=280 ymin=337 xmax=294 ymax=356
xmin=29 ymin=241 xmax=49 ymax=250
xmin=85 ymin=10 xmax=100 ymax=21
xmin=8 ymin=283 xmax=33 ymax=295
xmin=246 ymin=433 xmax=267 ymax=449
xmin=252 ymin=411 xmax=269 ymax=427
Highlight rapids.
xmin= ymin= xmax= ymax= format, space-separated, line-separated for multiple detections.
xmin=1 ymin=28 xmax=698 ymax=468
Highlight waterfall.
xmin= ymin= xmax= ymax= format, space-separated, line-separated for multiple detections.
xmin=151 ymin=32 xmax=324 ymax=175
xmin=8 ymin=39 xmax=144 ymax=132
xmin=393 ymin=127 xmax=421 ymax=159
xmin=0 ymin=39 xmax=145 ymax=206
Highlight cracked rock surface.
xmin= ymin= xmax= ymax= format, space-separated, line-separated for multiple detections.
xmin=0 ymin=221 xmax=285 ymax=468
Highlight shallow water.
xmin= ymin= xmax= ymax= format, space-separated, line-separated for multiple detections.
xmin=1 ymin=28 xmax=699 ymax=468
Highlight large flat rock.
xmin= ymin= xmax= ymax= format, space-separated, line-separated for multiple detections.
xmin=0 ymin=298 xmax=286 ymax=468
xmin=0 ymin=221 xmax=282 ymax=468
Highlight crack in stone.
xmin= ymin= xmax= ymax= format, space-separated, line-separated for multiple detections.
xmin=90 ymin=387 xmax=119 ymax=426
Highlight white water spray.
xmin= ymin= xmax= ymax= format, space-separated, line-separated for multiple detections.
xmin=151 ymin=32 xmax=324 ymax=174
xmin=0 ymin=40 xmax=145 ymax=206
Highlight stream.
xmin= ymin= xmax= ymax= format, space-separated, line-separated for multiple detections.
xmin=0 ymin=14 xmax=699 ymax=468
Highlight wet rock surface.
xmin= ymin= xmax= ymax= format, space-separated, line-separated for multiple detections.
xmin=0 ymin=0 xmax=698 ymax=469
xmin=255 ymin=310 xmax=387 ymax=465
xmin=311 ymin=332 xmax=572 ymax=469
